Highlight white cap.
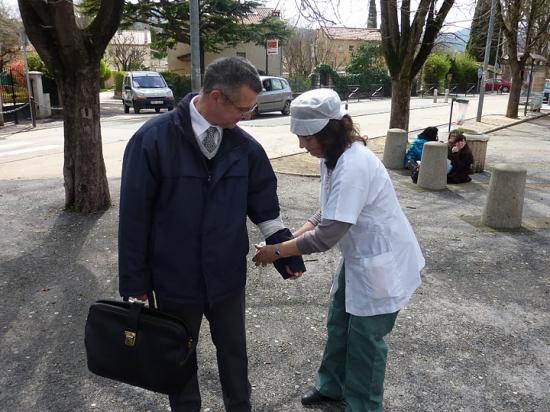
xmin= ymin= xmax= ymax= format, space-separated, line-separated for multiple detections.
xmin=290 ymin=88 xmax=347 ymax=136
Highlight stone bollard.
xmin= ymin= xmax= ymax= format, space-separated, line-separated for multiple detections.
xmin=417 ymin=142 xmax=448 ymax=190
xmin=444 ymin=89 xmax=449 ymax=103
xmin=482 ymin=164 xmax=527 ymax=229
xmin=382 ymin=128 xmax=408 ymax=169
xmin=464 ymin=133 xmax=490 ymax=172
xmin=433 ymin=89 xmax=438 ymax=103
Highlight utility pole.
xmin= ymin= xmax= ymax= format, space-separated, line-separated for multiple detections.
xmin=189 ymin=0 xmax=201 ymax=92
xmin=476 ymin=0 xmax=498 ymax=122
xmin=492 ymin=29 xmax=502 ymax=93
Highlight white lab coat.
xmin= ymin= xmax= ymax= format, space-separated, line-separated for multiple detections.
xmin=320 ymin=142 xmax=425 ymax=316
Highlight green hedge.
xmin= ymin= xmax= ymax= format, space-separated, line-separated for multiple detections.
xmin=113 ymin=71 xmax=126 ymax=97
xmin=422 ymin=53 xmax=451 ymax=90
xmin=449 ymin=53 xmax=479 ymax=92
xmin=310 ymin=63 xmax=391 ymax=98
xmin=337 ymin=70 xmax=391 ymax=97
xmin=161 ymin=71 xmax=192 ymax=102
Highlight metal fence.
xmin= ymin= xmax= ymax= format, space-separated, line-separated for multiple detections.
xmin=419 ymin=82 xmax=479 ymax=97
xmin=1 ymin=70 xmax=31 ymax=124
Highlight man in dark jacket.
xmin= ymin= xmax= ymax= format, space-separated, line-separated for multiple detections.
xmin=118 ymin=57 xmax=305 ymax=412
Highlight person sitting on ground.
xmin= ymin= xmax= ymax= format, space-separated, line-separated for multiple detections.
xmin=403 ymin=126 xmax=439 ymax=169
xmin=447 ymin=130 xmax=474 ymax=184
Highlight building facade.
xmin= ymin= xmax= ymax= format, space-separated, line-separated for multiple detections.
xmin=316 ymin=27 xmax=381 ymax=72
xmin=167 ymin=8 xmax=283 ymax=76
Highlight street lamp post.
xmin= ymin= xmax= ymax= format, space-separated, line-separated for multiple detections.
xmin=189 ymin=0 xmax=201 ymax=92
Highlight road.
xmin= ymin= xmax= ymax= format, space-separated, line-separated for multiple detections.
xmin=0 ymin=92 xmax=543 ymax=180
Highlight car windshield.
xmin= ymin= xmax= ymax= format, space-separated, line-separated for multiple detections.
xmin=545 ymin=80 xmax=550 ymax=89
xmin=133 ymin=75 xmax=166 ymax=88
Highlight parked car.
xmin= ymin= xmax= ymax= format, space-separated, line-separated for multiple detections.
xmin=543 ymin=78 xmax=550 ymax=104
xmin=485 ymin=78 xmax=511 ymax=92
xmin=122 ymin=71 xmax=174 ymax=114
xmin=255 ymin=76 xmax=292 ymax=116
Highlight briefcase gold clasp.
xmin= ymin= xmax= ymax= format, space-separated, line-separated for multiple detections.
xmin=124 ymin=330 xmax=137 ymax=347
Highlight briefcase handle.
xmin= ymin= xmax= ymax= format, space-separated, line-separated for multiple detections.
xmin=123 ymin=303 xmax=144 ymax=347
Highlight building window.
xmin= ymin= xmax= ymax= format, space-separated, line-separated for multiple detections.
xmin=348 ymin=45 xmax=354 ymax=53
xmin=236 ymin=52 xmax=246 ymax=58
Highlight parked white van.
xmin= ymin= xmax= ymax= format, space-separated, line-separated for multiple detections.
xmin=122 ymin=71 xmax=175 ymax=114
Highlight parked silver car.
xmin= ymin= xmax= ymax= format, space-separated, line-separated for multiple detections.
xmin=255 ymin=76 xmax=292 ymax=116
xmin=543 ymin=78 xmax=550 ymax=104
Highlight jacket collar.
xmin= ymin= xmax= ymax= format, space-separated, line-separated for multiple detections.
xmin=173 ymin=93 xmax=246 ymax=157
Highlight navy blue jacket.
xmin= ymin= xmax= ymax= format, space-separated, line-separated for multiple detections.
xmin=119 ymin=94 xmax=281 ymax=305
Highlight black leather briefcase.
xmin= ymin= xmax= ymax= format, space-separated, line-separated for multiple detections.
xmin=84 ymin=300 xmax=196 ymax=394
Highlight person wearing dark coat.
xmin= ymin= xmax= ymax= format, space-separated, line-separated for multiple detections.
xmin=118 ymin=57 xmax=305 ymax=412
xmin=403 ymin=126 xmax=439 ymax=169
xmin=447 ymin=130 xmax=474 ymax=184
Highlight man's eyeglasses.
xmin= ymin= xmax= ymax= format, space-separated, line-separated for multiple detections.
xmin=219 ymin=90 xmax=257 ymax=115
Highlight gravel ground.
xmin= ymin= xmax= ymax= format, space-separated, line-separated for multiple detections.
xmin=0 ymin=118 xmax=549 ymax=411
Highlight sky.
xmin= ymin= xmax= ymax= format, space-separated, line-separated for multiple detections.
xmin=4 ymin=0 xmax=476 ymax=33
xmin=265 ymin=0 xmax=477 ymax=32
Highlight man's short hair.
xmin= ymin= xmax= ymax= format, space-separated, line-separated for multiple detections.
xmin=202 ymin=57 xmax=262 ymax=99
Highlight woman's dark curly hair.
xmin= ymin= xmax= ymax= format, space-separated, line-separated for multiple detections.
xmin=313 ymin=114 xmax=366 ymax=169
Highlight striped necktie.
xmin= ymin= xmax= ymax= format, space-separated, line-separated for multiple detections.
xmin=203 ymin=126 xmax=218 ymax=153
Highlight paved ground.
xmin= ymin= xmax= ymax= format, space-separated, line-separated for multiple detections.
xmin=1 ymin=107 xmax=549 ymax=411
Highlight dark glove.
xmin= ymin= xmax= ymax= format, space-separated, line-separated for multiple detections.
xmin=266 ymin=228 xmax=306 ymax=279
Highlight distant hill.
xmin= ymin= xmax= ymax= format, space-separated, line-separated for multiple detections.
xmin=436 ymin=28 xmax=470 ymax=53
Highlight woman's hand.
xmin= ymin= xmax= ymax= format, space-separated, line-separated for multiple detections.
xmin=253 ymin=243 xmax=304 ymax=280
xmin=252 ymin=243 xmax=279 ymax=265
xmin=452 ymin=140 xmax=465 ymax=152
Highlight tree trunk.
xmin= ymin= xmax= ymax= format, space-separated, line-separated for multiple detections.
xmin=59 ymin=66 xmax=111 ymax=212
xmin=505 ymin=69 xmax=524 ymax=119
xmin=389 ymin=77 xmax=412 ymax=130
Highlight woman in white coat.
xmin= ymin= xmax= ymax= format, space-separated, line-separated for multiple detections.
xmin=253 ymin=88 xmax=425 ymax=412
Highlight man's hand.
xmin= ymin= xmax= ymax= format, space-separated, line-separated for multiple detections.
xmin=286 ymin=265 xmax=303 ymax=280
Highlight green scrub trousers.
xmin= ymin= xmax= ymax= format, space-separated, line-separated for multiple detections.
xmin=314 ymin=264 xmax=399 ymax=412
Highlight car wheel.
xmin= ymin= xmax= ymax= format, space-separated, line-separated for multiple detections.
xmin=252 ymin=106 xmax=260 ymax=118
xmin=501 ymin=86 xmax=510 ymax=93
xmin=124 ymin=104 xmax=129 ymax=114
xmin=133 ymin=104 xmax=140 ymax=114
xmin=155 ymin=107 xmax=161 ymax=113
xmin=281 ymin=100 xmax=291 ymax=116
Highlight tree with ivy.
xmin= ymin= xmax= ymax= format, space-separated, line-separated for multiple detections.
xmin=380 ymin=0 xmax=454 ymax=129
xmin=19 ymin=0 xmax=124 ymax=212
xmin=498 ymin=0 xmax=550 ymax=118
xmin=80 ymin=0 xmax=291 ymax=73
xmin=465 ymin=0 xmax=502 ymax=63
xmin=289 ymin=0 xmax=455 ymax=130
